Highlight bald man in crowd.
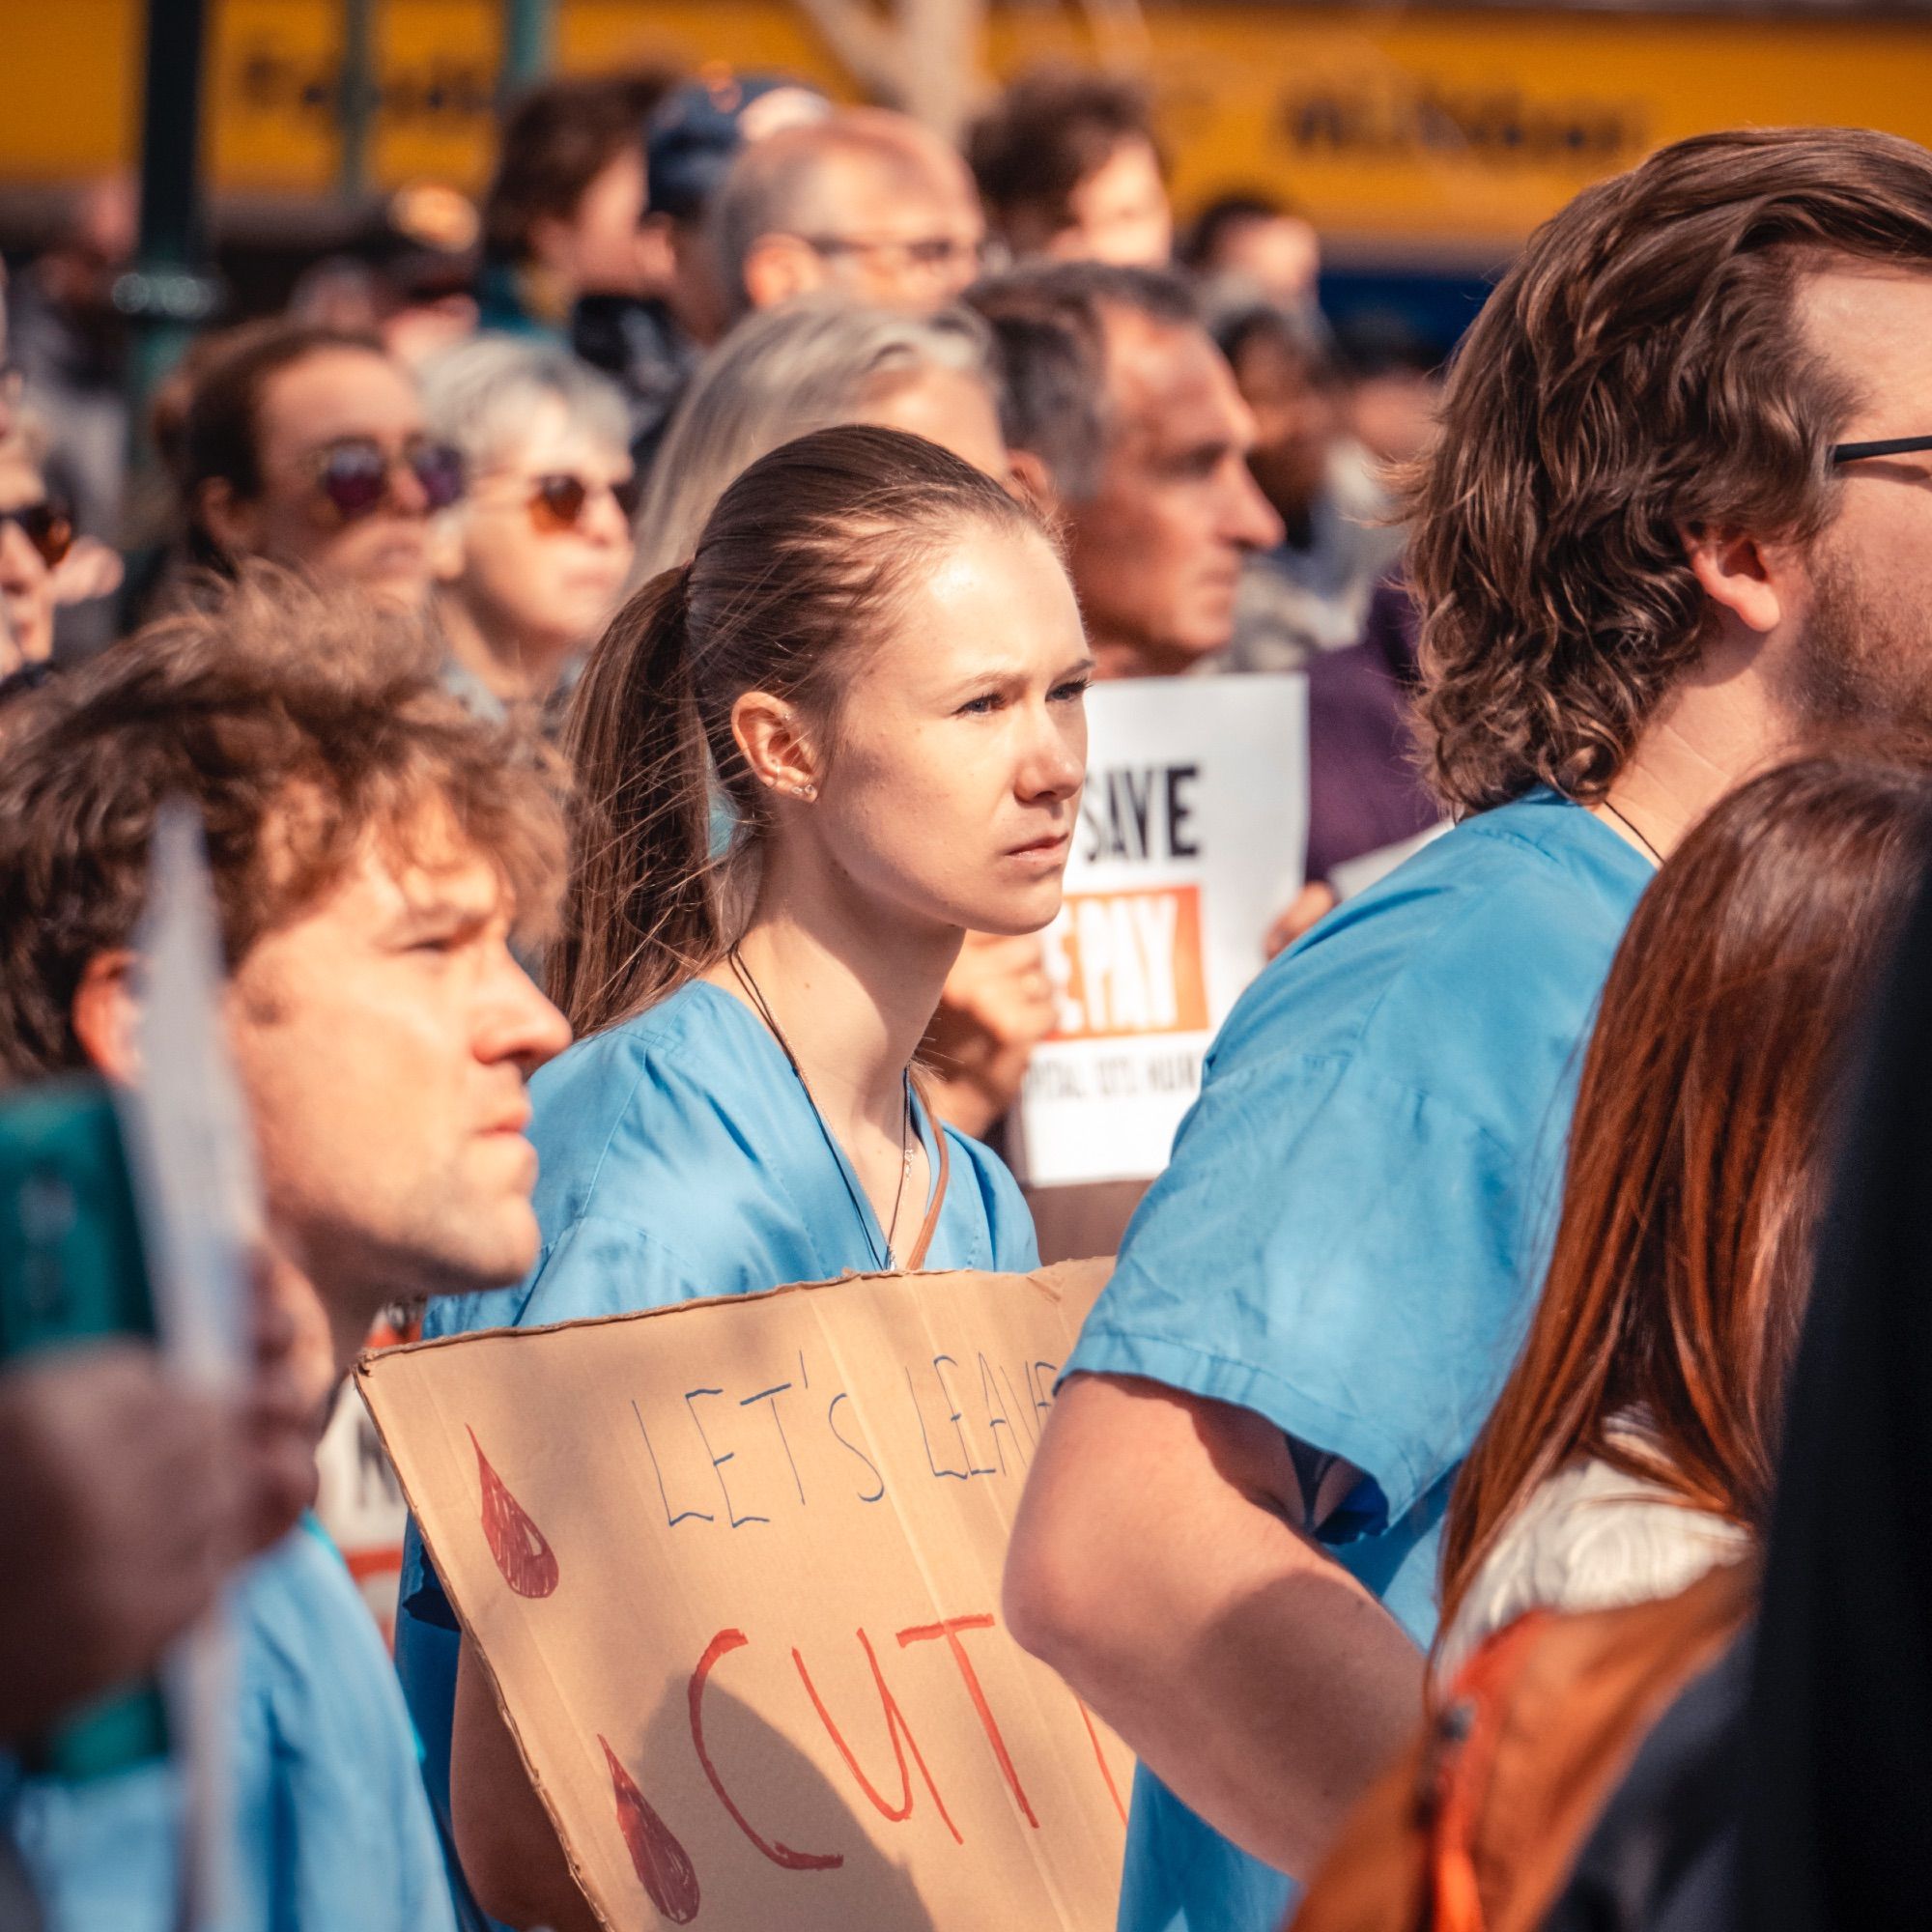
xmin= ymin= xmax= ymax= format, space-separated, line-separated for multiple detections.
xmin=709 ymin=107 xmax=985 ymax=323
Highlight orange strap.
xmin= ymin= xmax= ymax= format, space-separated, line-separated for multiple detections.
xmin=1426 ymin=1615 xmax=1549 ymax=1932
xmin=903 ymin=1124 xmax=951 ymax=1271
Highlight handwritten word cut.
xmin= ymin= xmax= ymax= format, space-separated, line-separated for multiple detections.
xmin=597 ymin=1604 xmax=1123 ymax=1904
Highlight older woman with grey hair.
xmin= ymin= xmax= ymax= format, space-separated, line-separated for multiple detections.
xmin=634 ymin=295 xmax=1009 ymax=580
xmin=421 ymin=333 xmax=637 ymax=714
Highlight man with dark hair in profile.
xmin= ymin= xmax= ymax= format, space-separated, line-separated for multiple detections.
xmin=1213 ymin=302 xmax=1399 ymax=670
xmin=1002 ymin=126 xmax=1932 ymax=1932
xmin=0 ymin=567 xmax=571 ymax=1930
xmin=968 ymin=69 xmax=1173 ymax=267
xmin=479 ymin=65 xmax=713 ymax=475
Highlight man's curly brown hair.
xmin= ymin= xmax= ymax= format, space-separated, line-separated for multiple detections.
xmin=0 ymin=565 xmax=565 ymax=1082
xmin=1407 ymin=126 xmax=1932 ymax=814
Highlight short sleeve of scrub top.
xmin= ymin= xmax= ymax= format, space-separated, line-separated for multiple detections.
xmin=1062 ymin=788 xmax=1653 ymax=1932
xmin=394 ymin=979 xmax=1038 ymax=1924
xmin=14 ymin=1522 xmax=455 ymax=1932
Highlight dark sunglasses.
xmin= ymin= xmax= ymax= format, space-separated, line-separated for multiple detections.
xmin=0 ymin=498 xmax=74 ymax=569
xmin=526 ymin=471 xmax=642 ymax=533
xmin=309 ymin=437 xmax=467 ymax=522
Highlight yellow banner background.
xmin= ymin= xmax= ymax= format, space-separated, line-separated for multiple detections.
xmin=8 ymin=1 xmax=1931 ymax=246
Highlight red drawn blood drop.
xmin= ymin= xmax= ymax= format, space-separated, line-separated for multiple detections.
xmin=469 ymin=1425 xmax=559 ymax=1598
xmin=601 ymin=1734 xmax=701 ymax=1923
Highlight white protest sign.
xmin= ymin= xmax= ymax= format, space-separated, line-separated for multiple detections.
xmin=1014 ymin=675 xmax=1308 ymax=1187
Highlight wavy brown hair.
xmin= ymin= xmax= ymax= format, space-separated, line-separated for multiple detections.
xmin=0 ymin=564 xmax=565 ymax=1082
xmin=1408 ymin=128 xmax=1932 ymax=814
xmin=1438 ymin=752 xmax=1932 ymax=1649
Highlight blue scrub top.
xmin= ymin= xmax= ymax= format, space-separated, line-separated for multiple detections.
xmin=1063 ymin=787 xmax=1653 ymax=1932
xmin=13 ymin=1521 xmax=456 ymax=1932
xmin=396 ymin=977 xmax=1039 ymax=1926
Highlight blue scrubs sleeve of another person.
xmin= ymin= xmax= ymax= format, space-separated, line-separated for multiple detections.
xmin=394 ymin=978 xmax=1037 ymax=1928
xmin=1063 ymin=787 xmax=1652 ymax=1932
xmin=13 ymin=1522 xmax=456 ymax=1932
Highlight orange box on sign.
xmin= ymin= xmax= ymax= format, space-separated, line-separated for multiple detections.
xmin=1046 ymin=886 xmax=1208 ymax=1042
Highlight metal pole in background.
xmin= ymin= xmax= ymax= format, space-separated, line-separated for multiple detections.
xmin=119 ymin=0 xmax=222 ymax=504
xmin=339 ymin=0 xmax=378 ymax=203
xmin=501 ymin=0 xmax=553 ymax=98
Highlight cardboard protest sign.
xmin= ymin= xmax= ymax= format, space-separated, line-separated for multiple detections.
xmin=1015 ymin=675 xmax=1308 ymax=1187
xmin=356 ymin=1260 xmax=1131 ymax=1931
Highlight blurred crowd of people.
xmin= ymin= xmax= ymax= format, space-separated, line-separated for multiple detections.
xmin=2 ymin=50 xmax=1931 ymax=1932
xmin=8 ymin=64 xmax=1440 ymax=833
xmin=5 ymin=60 xmax=1450 ymax=1191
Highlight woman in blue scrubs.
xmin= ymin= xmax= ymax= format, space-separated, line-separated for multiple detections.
xmin=397 ymin=423 xmax=1091 ymax=1930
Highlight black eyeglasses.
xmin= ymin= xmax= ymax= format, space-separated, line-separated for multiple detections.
xmin=1833 ymin=435 xmax=1932 ymax=465
xmin=306 ymin=437 xmax=467 ymax=523
xmin=0 ymin=498 xmax=73 ymax=569
xmin=801 ymin=232 xmax=984 ymax=275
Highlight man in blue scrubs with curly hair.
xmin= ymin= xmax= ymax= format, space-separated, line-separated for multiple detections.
xmin=1004 ymin=126 xmax=1932 ymax=1932
xmin=0 ymin=569 xmax=572 ymax=1931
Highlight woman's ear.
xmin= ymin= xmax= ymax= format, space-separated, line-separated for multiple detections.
xmin=730 ymin=690 xmax=822 ymax=803
xmin=1006 ymin=447 xmax=1061 ymax=520
xmin=195 ymin=478 xmax=259 ymax=563
xmin=71 ymin=950 xmax=144 ymax=1086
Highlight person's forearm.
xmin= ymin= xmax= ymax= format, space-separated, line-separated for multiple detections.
xmin=1045 ymin=1530 xmax=1422 ymax=1875
xmin=452 ymin=1640 xmax=601 ymax=1932
xmin=1006 ymin=1375 xmax=1424 ymax=1878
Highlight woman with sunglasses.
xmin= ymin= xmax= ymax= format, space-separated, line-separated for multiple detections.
xmin=421 ymin=335 xmax=639 ymax=719
xmin=182 ymin=321 xmax=466 ymax=612
xmin=0 ymin=431 xmax=73 ymax=679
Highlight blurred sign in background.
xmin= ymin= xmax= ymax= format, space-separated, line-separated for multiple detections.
xmin=8 ymin=1 xmax=1932 ymax=258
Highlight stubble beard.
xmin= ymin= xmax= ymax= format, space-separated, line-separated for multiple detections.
xmin=1789 ymin=538 xmax=1932 ymax=739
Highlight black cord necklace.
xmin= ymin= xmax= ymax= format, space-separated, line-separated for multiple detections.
xmin=1599 ymin=797 xmax=1665 ymax=868
xmin=726 ymin=944 xmax=915 ymax=1269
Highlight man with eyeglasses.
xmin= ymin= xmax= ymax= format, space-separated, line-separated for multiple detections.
xmin=709 ymin=106 xmax=985 ymax=327
xmin=182 ymin=323 xmax=466 ymax=613
xmin=1003 ymin=126 xmax=1932 ymax=1932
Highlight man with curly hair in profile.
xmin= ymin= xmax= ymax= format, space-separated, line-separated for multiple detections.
xmin=1003 ymin=126 xmax=1932 ymax=1932
xmin=0 ymin=567 xmax=571 ymax=1930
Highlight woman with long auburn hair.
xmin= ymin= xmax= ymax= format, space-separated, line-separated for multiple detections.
xmin=1288 ymin=752 xmax=1932 ymax=1932
xmin=393 ymin=422 xmax=1091 ymax=1932
xmin=1435 ymin=751 xmax=1932 ymax=1680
